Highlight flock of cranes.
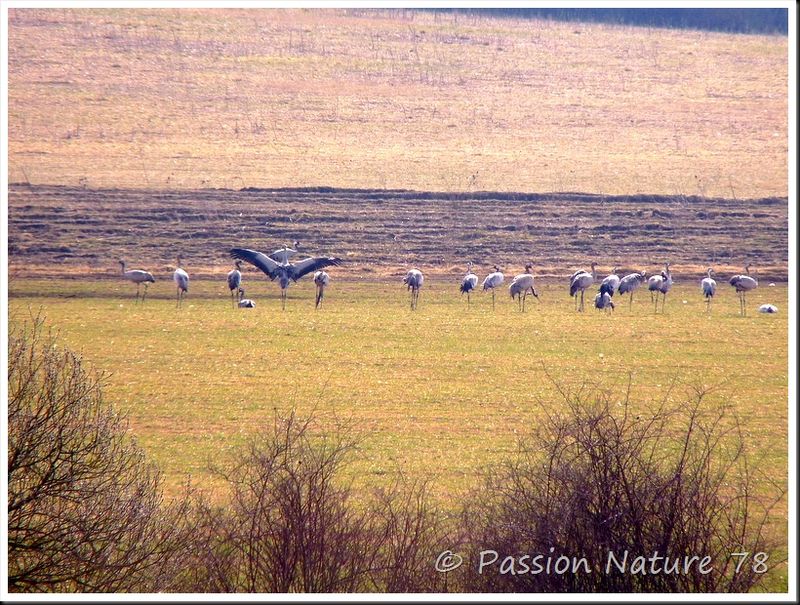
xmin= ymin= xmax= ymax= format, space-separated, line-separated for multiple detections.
xmin=118 ymin=249 xmax=770 ymax=317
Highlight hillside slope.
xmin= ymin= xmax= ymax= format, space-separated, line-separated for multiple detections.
xmin=7 ymin=8 xmax=788 ymax=198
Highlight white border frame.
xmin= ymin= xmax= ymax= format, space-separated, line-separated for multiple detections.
xmin=2 ymin=1 xmax=796 ymax=601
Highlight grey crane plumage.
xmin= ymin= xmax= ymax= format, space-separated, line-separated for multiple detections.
xmin=237 ymin=288 xmax=256 ymax=308
xmin=569 ymin=262 xmax=597 ymax=312
xmin=700 ymin=267 xmax=717 ymax=313
xmin=509 ymin=264 xmax=539 ymax=312
xmin=119 ymin=259 xmax=155 ymax=303
xmin=173 ymin=256 xmax=189 ymax=308
xmin=648 ymin=262 xmax=672 ymax=313
xmin=618 ymin=270 xmax=647 ymax=310
xmin=230 ymin=247 xmax=341 ymax=310
xmin=459 ymin=262 xmax=479 ymax=305
xmin=729 ymin=264 xmax=758 ymax=316
xmin=313 ymin=270 xmax=330 ymax=309
xmin=594 ymin=291 xmax=615 ymax=313
xmin=482 ymin=265 xmax=504 ymax=310
xmin=403 ymin=268 xmax=424 ymax=310
xmin=269 ymin=241 xmax=301 ymax=265
xmin=599 ymin=267 xmax=620 ymax=298
xmin=227 ymin=260 xmax=243 ymax=307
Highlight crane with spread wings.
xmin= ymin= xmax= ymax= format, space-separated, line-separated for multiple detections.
xmin=230 ymin=247 xmax=342 ymax=310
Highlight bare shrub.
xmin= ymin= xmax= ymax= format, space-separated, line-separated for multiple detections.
xmin=458 ymin=376 xmax=785 ymax=592
xmin=178 ymin=412 xmax=448 ymax=593
xmin=7 ymin=316 xmax=194 ymax=592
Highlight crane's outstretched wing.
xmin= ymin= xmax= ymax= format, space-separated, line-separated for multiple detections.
xmin=230 ymin=248 xmax=280 ymax=280
xmin=289 ymin=257 xmax=342 ymax=281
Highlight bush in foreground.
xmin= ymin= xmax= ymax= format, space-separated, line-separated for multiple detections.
xmin=179 ymin=412 xmax=447 ymax=592
xmin=457 ymin=376 xmax=785 ymax=592
xmin=7 ymin=316 xmax=194 ymax=592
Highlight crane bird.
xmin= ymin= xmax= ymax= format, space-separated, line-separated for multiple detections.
xmin=313 ymin=270 xmax=330 ymax=309
xmin=509 ymin=264 xmax=539 ymax=312
xmin=569 ymin=262 xmax=597 ymax=312
xmin=482 ymin=265 xmax=505 ymax=310
xmin=119 ymin=259 xmax=155 ymax=303
xmin=237 ymin=288 xmax=256 ymax=308
xmin=729 ymin=264 xmax=758 ymax=316
xmin=459 ymin=262 xmax=479 ymax=305
xmin=173 ymin=256 xmax=189 ymax=308
xmin=269 ymin=241 xmax=301 ymax=264
xmin=618 ymin=271 xmax=647 ymax=310
xmin=599 ymin=267 xmax=620 ymax=298
xmin=403 ymin=268 xmax=424 ymax=310
xmin=594 ymin=291 xmax=615 ymax=313
xmin=700 ymin=267 xmax=717 ymax=313
xmin=230 ymin=247 xmax=341 ymax=310
xmin=648 ymin=262 xmax=672 ymax=313
xmin=227 ymin=260 xmax=243 ymax=307
xmin=758 ymin=304 xmax=777 ymax=314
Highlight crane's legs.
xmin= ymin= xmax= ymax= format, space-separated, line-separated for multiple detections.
xmin=629 ymin=292 xmax=634 ymax=310
xmin=467 ymin=292 xmax=471 ymax=306
xmin=579 ymin=290 xmax=585 ymax=312
xmin=142 ymin=283 xmax=149 ymax=304
xmin=315 ymin=285 xmax=323 ymax=309
xmin=492 ymin=289 xmax=496 ymax=310
xmin=409 ymin=287 xmax=419 ymax=310
xmin=281 ymin=289 xmax=287 ymax=310
xmin=135 ymin=284 xmax=141 ymax=304
xmin=662 ymin=292 xmax=667 ymax=313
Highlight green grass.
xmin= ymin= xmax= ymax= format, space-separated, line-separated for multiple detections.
xmin=9 ymin=277 xmax=787 ymax=497
xmin=9 ymin=277 xmax=789 ymax=589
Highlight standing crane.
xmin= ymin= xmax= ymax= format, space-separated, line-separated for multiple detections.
xmin=599 ymin=267 xmax=620 ymax=298
xmin=509 ymin=264 xmax=539 ymax=312
xmin=482 ymin=265 xmax=505 ymax=310
xmin=313 ymin=270 xmax=330 ymax=309
xmin=648 ymin=262 xmax=672 ymax=313
xmin=460 ymin=262 xmax=479 ymax=305
xmin=569 ymin=262 xmax=597 ymax=312
xmin=403 ymin=269 xmax=424 ymax=310
xmin=174 ymin=256 xmax=189 ymax=308
xmin=227 ymin=260 xmax=243 ymax=307
xmin=700 ymin=267 xmax=717 ymax=313
xmin=119 ymin=259 xmax=155 ymax=303
xmin=269 ymin=241 xmax=301 ymax=264
xmin=230 ymin=247 xmax=341 ymax=310
xmin=618 ymin=270 xmax=647 ymax=310
xmin=729 ymin=264 xmax=758 ymax=316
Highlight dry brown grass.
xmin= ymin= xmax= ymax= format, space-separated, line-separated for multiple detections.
xmin=8 ymin=8 xmax=788 ymax=198
xmin=7 ymin=185 xmax=788 ymax=280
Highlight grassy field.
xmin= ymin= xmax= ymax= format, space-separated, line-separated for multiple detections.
xmin=7 ymin=8 xmax=788 ymax=198
xmin=8 ymin=278 xmax=788 ymax=507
